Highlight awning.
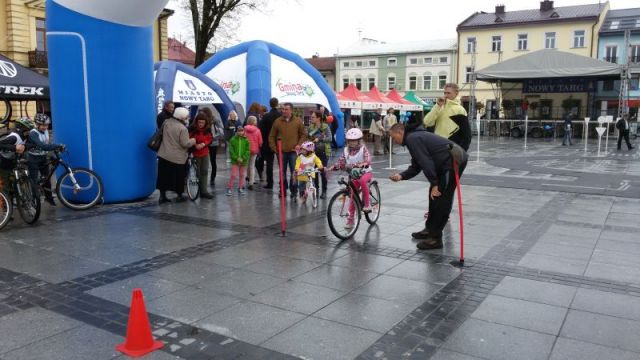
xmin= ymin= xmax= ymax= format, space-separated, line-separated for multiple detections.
xmin=606 ymin=99 xmax=640 ymax=107
xmin=0 ymin=54 xmax=49 ymax=100
xmin=403 ymin=91 xmax=432 ymax=111
xmin=339 ymin=84 xmax=384 ymax=110
xmin=365 ymin=86 xmax=403 ymax=110
xmin=386 ymin=89 xmax=422 ymax=111
xmin=336 ymin=92 xmax=361 ymax=109
xmin=476 ymin=49 xmax=621 ymax=82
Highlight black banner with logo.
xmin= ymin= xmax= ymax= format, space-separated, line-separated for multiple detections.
xmin=523 ymin=78 xmax=596 ymax=93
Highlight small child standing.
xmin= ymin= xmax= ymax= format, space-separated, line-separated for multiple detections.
xmin=295 ymin=141 xmax=323 ymax=201
xmin=188 ymin=113 xmax=214 ymax=199
xmin=243 ymin=116 xmax=263 ymax=190
xmin=227 ymin=126 xmax=250 ymax=196
xmin=329 ymin=128 xmax=373 ymax=228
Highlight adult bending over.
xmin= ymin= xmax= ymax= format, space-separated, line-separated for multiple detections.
xmin=388 ymin=123 xmax=468 ymax=250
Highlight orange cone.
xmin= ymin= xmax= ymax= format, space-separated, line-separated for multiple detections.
xmin=116 ymin=288 xmax=163 ymax=357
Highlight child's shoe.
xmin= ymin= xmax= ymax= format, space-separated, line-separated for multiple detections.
xmin=238 ymin=188 xmax=246 ymax=196
xmin=362 ymin=205 xmax=372 ymax=213
xmin=226 ymin=189 xmax=232 ymax=196
xmin=344 ymin=220 xmax=354 ymax=230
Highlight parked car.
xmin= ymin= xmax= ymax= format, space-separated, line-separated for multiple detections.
xmin=510 ymin=122 xmax=555 ymax=138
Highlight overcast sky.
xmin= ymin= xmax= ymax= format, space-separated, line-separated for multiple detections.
xmin=167 ymin=0 xmax=638 ymax=58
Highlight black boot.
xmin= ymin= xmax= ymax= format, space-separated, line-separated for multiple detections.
xmin=416 ymin=237 xmax=443 ymax=250
xmin=411 ymin=228 xmax=431 ymax=239
xmin=158 ymin=191 xmax=170 ymax=204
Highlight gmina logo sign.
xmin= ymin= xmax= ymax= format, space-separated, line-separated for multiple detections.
xmin=219 ymin=81 xmax=240 ymax=95
xmin=276 ymin=79 xmax=314 ymax=97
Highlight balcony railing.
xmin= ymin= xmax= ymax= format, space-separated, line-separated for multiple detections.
xmin=28 ymin=50 xmax=48 ymax=68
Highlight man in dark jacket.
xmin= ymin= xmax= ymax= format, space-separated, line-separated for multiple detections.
xmin=616 ymin=113 xmax=634 ymax=151
xmin=258 ymin=97 xmax=281 ymax=189
xmin=389 ymin=123 xmax=468 ymax=250
xmin=156 ymin=101 xmax=174 ymax=129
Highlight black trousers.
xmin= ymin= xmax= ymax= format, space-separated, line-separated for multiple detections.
xmin=313 ymin=151 xmax=328 ymax=194
xmin=260 ymin=148 xmax=274 ymax=187
xmin=28 ymin=155 xmax=53 ymax=199
xmin=425 ymin=159 xmax=467 ymax=237
xmin=618 ymin=130 xmax=633 ymax=150
xmin=208 ymin=146 xmax=218 ymax=184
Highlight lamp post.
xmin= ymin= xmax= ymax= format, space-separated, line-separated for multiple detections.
xmin=583 ymin=117 xmax=590 ymax=152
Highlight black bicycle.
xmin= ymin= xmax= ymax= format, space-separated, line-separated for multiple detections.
xmin=41 ymin=149 xmax=103 ymax=210
xmin=8 ymin=154 xmax=40 ymax=224
xmin=326 ymin=168 xmax=381 ymax=240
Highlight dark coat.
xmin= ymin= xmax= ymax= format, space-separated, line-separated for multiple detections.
xmin=156 ymin=109 xmax=173 ymax=129
xmin=259 ymin=107 xmax=281 ymax=153
xmin=399 ymin=127 xmax=467 ymax=186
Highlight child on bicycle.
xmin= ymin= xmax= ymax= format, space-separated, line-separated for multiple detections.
xmin=226 ymin=126 xmax=250 ymax=196
xmin=295 ymin=141 xmax=323 ymax=201
xmin=328 ymin=128 xmax=373 ymax=228
xmin=27 ymin=114 xmax=64 ymax=205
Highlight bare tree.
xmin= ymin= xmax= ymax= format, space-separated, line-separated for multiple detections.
xmin=184 ymin=0 xmax=263 ymax=66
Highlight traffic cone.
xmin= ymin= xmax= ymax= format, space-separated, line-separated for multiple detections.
xmin=116 ymin=288 xmax=163 ymax=357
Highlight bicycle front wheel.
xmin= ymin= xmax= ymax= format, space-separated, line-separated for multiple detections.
xmin=186 ymin=160 xmax=200 ymax=201
xmin=310 ymin=187 xmax=318 ymax=208
xmin=16 ymin=177 xmax=40 ymax=224
xmin=56 ymin=168 xmax=104 ymax=210
xmin=365 ymin=181 xmax=381 ymax=224
xmin=327 ymin=189 xmax=360 ymax=240
xmin=0 ymin=190 xmax=12 ymax=230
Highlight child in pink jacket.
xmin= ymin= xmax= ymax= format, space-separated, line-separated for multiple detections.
xmin=243 ymin=115 xmax=263 ymax=190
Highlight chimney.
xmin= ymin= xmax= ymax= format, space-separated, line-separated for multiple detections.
xmin=540 ymin=0 xmax=554 ymax=11
xmin=495 ymin=4 xmax=505 ymax=14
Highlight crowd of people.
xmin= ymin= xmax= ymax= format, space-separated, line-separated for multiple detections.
xmin=154 ymin=84 xmax=471 ymax=251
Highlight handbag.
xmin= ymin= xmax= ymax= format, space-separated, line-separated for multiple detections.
xmin=147 ymin=126 xmax=164 ymax=152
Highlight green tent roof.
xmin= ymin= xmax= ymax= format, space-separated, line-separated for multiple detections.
xmin=404 ymin=91 xmax=432 ymax=111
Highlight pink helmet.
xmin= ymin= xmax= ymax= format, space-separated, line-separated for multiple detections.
xmin=301 ymin=141 xmax=315 ymax=152
xmin=345 ymin=128 xmax=363 ymax=140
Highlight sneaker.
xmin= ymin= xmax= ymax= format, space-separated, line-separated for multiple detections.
xmin=319 ymin=193 xmax=326 ymax=199
xmin=201 ymin=193 xmax=214 ymax=199
xmin=175 ymin=195 xmax=187 ymax=203
xmin=416 ymin=237 xmax=443 ymax=250
xmin=362 ymin=206 xmax=372 ymax=213
xmin=238 ymin=188 xmax=246 ymax=196
xmin=158 ymin=197 xmax=171 ymax=205
xmin=45 ymin=197 xmax=57 ymax=206
xmin=263 ymin=184 xmax=273 ymax=190
xmin=344 ymin=221 xmax=354 ymax=230
xmin=226 ymin=189 xmax=232 ymax=196
xmin=248 ymin=185 xmax=253 ymax=191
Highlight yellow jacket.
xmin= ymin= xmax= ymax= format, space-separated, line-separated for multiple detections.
xmin=295 ymin=153 xmax=323 ymax=181
xmin=423 ymin=99 xmax=467 ymax=139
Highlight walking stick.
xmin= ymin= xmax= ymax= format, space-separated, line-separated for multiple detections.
xmin=277 ymin=139 xmax=286 ymax=236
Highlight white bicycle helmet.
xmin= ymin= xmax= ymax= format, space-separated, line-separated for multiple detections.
xmin=301 ymin=141 xmax=315 ymax=152
xmin=345 ymin=128 xmax=363 ymax=140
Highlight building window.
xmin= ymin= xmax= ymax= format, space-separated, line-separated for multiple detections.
xmin=574 ymin=30 xmax=585 ymax=48
xmin=355 ymin=77 xmax=362 ymax=90
xmin=466 ymin=37 xmax=476 ymax=53
xmin=342 ymin=78 xmax=349 ymax=89
xmin=605 ymin=45 xmax=617 ymax=63
xmin=517 ymin=34 xmax=528 ymax=50
xmin=465 ymin=66 xmax=473 ymax=83
xmin=343 ymin=61 xmax=350 ymax=68
xmin=424 ymin=57 xmax=432 ymax=64
xmin=368 ymin=77 xmax=376 ymax=89
xmin=355 ymin=61 xmax=363 ymax=67
xmin=369 ymin=60 xmax=376 ymax=67
xmin=387 ymin=58 xmax=397 ymax=66
xmin=387 ymin=76 xmax=396 ymax=90
xmin=545 ymin=32 xmax=556 ymax=49
xmin=409 ymin=76 xmax=417 ymax=90
xmin=603 ymin=80 xmax=614 ymax=91
xmin=409 ymin=58 xmax=418 ymax=65
xmin=491 ymin=35 xmax=502 ymax=52
xmin=36 ymin=18 xmax=46 ymax=51
xmin=439 ymin=56 xmax=448 ymax=64
xmin=423 ymin=75 xmax=432 ymax=90
xmin=610 ymin=21 xmax=619 ymax=30
xmin=630 ymin=45 xmax=640 ymax=63
xmin=438 ymin=75 xmax=447 ymax=89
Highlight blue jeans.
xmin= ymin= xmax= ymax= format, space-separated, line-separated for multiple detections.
xmin=277 ymin=151 xmax=297 ymax=195
xmin=563 ymin=131 xmax=572 ymax=145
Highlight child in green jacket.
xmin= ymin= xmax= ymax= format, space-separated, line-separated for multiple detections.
xmin=227 ymin=126 xmax=251 ymax=196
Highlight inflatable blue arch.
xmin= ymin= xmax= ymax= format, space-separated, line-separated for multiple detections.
xmin=196 ymin=40 xmax=345 ymax=146
xmin=154 ymin=60 xmax=235 ymax=124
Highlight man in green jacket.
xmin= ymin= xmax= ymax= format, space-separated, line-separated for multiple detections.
xmin=423 ymin=83 xmax=467 ymax=139
xmin=268 ymin=102 xmax=306 ymax=198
